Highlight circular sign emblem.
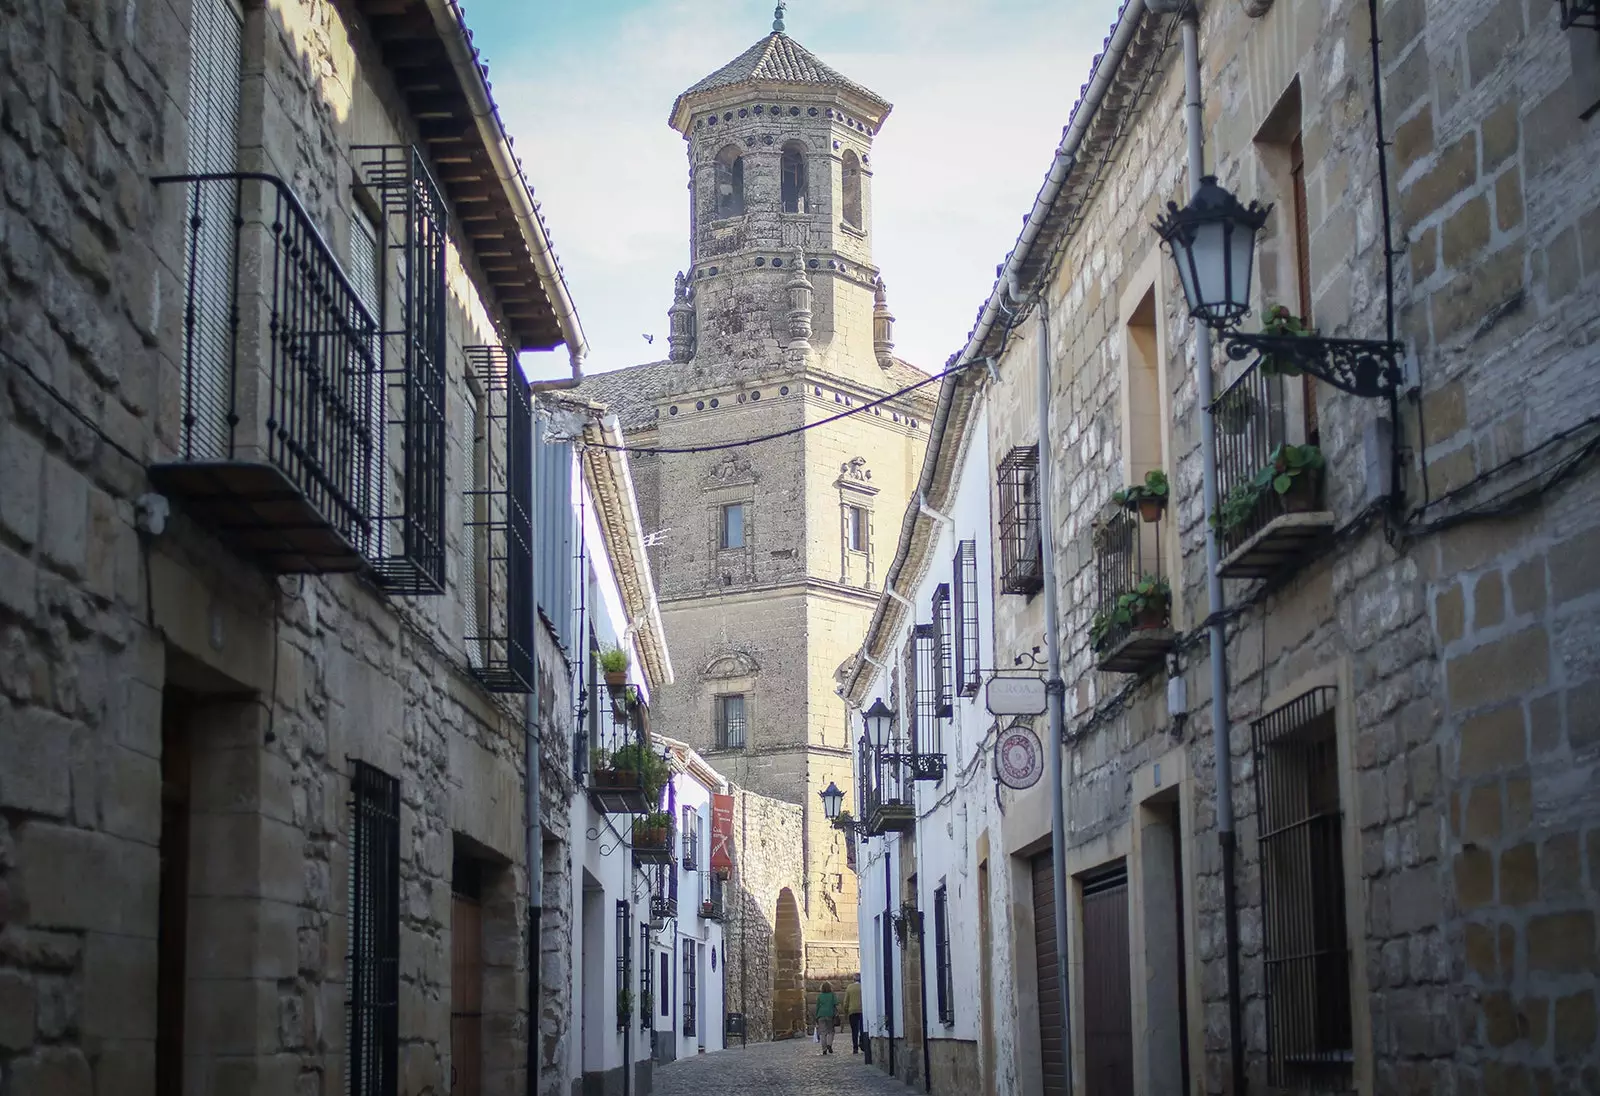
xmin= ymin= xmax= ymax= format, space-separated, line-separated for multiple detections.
xmin=996 ymin=724 xmax=1044 ymax=790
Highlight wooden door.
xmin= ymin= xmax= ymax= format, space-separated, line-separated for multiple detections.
xmin=1032 ymin=852 xmax=1067 ymax=1096
xmin=1082 ymin=862 xmax=1134 ymax=1096
xmin=451 ymin=893 xmax=483 ymax=1095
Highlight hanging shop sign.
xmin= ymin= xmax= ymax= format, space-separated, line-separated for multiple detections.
xmin=710 ymin=793 xmax=735 ymax=876
xmin=986 ymin=674 xmax=1048 ymax=716
xmin=995 ymin=723 xmax=1045 ymax=790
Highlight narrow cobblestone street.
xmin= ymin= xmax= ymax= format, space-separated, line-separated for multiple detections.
xmin=654 ymin=1039 xmax=912 ymax=1096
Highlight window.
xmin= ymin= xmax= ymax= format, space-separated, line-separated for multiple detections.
xmin=715 ymin=694 xmax=747 ymax=749
xmin=348 ymin=762 xmax=400 ymax=1096
xmin=682 ymin=806 xmax=700 ymax=870
xmin=615 ymin=901 xmax=630 ymax=1031
xmin=1252 ymin=687 xmax=1351 ymax=1091
xmin=659 ymin=953 xmax=670 ymax=1017
xmin=931 ymin=584 xmax=953 ymax=716
xmin=780 ymin=144 xmax=808 ymax=214
xmin=714 ymin=145 xmax=745 ymax=217
xmin=934 ymin=884 xmax=953 ymax=1025
xmin=720 ymin=503 xmax=746 ymax=549
xmin=682 ymin=943 xmax=698 ymax=1036
xmin=997 ymin=446 xmax=1044 ymax=595
xmin=1289 ymin=133 xmax=1319 ymax=446
xmin=463 ymin=379 xmax=490 ymax=670
xmin=847 ymin=505 xmax=868 ymax=552
xmin=841 ymin=149 xmax=863 ymax=228
xmin=911 ymin=624 xmax=944 ymax=780
xmin=952 ymin=541 xmax=980 ymax=696
xmin=639 ymin=923 xmax=652 ymax=1032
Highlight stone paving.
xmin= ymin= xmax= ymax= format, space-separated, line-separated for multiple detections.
xmin=653 ymin=1037 xmax=916 ymax=1096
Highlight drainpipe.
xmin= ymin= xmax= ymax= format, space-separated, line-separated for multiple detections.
xmin=424 ymin=0 xmax=589 ymax=383
xmin=884 ymin=848 xmax=896 ymax=1078
xmin=1033 ymin=291 xmax=1074 ymax=1096
xmin=1179 ymin=10 xmax=1247 ymax=1095
xmin=525 ymin=693 xmax=542 ymax=1096
xmin=915 ymin=900 xmax=931 ymax=1093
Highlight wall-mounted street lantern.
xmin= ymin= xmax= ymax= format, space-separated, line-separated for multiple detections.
xmin=861 ymin=698 xmax=917 ymax=833
xmin=820 ymin=781 xmax=868 ymax=835
xmin=1155 ymin=176 xmax=1404 ymax=399
xmin=1560 ymin=0 xmax=1600 ymax=30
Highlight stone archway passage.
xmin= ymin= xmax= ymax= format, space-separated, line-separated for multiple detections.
xmin=772 ymin=888 xmax=805 ymax=1038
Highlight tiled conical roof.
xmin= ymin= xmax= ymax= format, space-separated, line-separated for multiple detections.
xmin=672 ymin=32 xmax=889 ymax=121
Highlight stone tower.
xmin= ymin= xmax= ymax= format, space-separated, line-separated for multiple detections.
xmin=576 ymin=6 xmax=934 ymax=1041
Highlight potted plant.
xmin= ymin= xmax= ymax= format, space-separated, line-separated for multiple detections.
xmin=616 ymin=986 xmax=633 ymax=1029
xmin=1090 ymin=609 xmax=1114 ymax=653
xmin=639 ymin=989 xmax=652 ymax=1024
xmin=1111 ymin=469 xmax=1170 ymax=523
xmin=589 ymin=747 xmax=615 ymax=786
xmin=1255 ymin=442 xmax=1325 ymax=513
xmin=1120 ymin=575 xmax=1172 ymax=630
xmin=632 ymin=811 xmax=672 ymax=848
xmin=610 ymin=742 xmax=671 ymax=803
xmin=1257 ymin=304 xmax=1313 ymax=377
xmin=1211 ymin=480 xmax=1262 ymax=535
xmin=599 ymin=644 xmax=629 ymax=690
xmin=700 ymin=898 xmax=717 ymax=917
xmin=1215 ymin=390 xmax=1260 ymax=436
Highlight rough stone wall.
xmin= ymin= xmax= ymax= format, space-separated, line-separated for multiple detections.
xmin=0 ymin=1 xmax=550 ymax=1094
xmin=537 ymin=623 xmax=577 ymax=1096
xmin=979 ymin=0 xmax=1600 ymax=1094
xmin=719 ymin=786 xmax=804 ymax=1043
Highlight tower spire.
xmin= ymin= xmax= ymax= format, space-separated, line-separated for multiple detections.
xmin=773 ymin=1 xmax=786 ymax=33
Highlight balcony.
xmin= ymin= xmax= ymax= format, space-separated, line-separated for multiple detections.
xmin=632 ymin=813 xmax=674 ymax=867
xmin=699 ymin=874 xmax=726 ymax=922
xmin=1210 ymin=360 xmax=1333 ymax=579
xmin=1091 ymin=504 xmax=1174 ymax=674
xmin=586 ymin=693 xmax=660 ymax=816
xmin=149 ymin=173 xmax=380 ymax=573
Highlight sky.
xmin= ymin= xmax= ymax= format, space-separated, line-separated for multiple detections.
xmin=468 ymin=0 xmax=1127 ymax=380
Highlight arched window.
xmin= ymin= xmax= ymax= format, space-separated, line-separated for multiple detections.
xmin=780 ymin=143 xmax=808 ymax=214
xmin=841 ymin=149 xmax=862 ymax=229
xmin=714 ymin=145 xmax=745 ymax=218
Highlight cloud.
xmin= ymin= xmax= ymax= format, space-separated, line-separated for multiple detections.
xmin=488 ymin=0 xmax=1125 ymax=379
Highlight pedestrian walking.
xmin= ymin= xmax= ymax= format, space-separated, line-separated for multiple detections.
xmin=815 ymin=981 xmax=840 ymax=1054
xmin=845 ymin=975 xmax=864 ymax=1054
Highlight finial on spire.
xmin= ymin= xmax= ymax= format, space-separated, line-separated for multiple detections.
xmin=773 ymin=1 xmax=786 ymax=33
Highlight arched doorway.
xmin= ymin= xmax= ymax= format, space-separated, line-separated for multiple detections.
xmin=772 ymin=888 xmax=805 ymax=1038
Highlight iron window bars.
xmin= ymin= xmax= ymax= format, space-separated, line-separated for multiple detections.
xmin=931 ymin=584 xmax=954 ymax=717
xmin=702 ymin=872 xmax=726 ymax=921
xmin=1251 ymin=687 xmax=1353 ymax=1093
xmin=933 ymin=884 xmax=953 ymax=1025
xmin=640 ymin=922 xmax=653 ymax=1033
xmin=682 ymin=806 xmax=700 ymax=871
xmin=997 ymin=446 xmax=1044 ymax=595
xmin=615 ymin=900 xmax=631 ymax=1031
xmin=586 ymin=690 xmax=650 ymax=815
xmin=682 ymin=944 xmax=698 ymax=1037
xmin=911 ymin=624 xmax=946 ymax=782
xmin=1212 ymin=359 xmax=1291 ymax=556
xmin=149 ymin=172 xmax=380 ymax=572
xmin=856 ymin=731 xmax=879 ymax=828
xmin=650 ymin=863 xmax=678 ymax=922
xmin=348 ymin=761 xmax=400 ymax=1096
xmin=354 ymin=145 xmax=449 ymax=595
xmin=715 ymin=694 xmax=747 ymax=749
xmin=461 ymin=345 xmax=534 ymax=692
xmin=952 ymin=540 xmax=981 ymax=697
xmin=1561 ymin=0 xmax=1600 ymax=30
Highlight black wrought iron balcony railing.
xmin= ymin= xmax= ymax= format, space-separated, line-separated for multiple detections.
xmin=1210 ymin=359 xmax=1334 ymax=579
xmin=150 ymin=172 xmax=380 ymax=572
xmin=700 ymin=874 xmax=726 ymax=922
xmin=587 ymin=694 xmax=654 ymax=816
xmin=1091 ymin=503 xmax=1174 ymax=674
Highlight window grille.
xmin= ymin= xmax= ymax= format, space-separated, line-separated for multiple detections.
xmin=615 ymin=900 xmax=630 ymax=1031
xmin=997 ymin=446 xmax=1044 ymax=595
xmin=934 ymin=884 xmax=953 ymax=1025
xmin=682 ymin=943 xmax=697 ymax=1036
xmin=639 ymin=922 xmax=652 ymax=1032
xmin=460 ymin=346 xmax=534 ymax=692
xmin=355 ymin=145 xmax=449 ymax=595
xmin=911 ymin=624 xmax=944 ymax=782
xmin=931 ymin=584 xmax=954 ymax=717
xmin=857 ymin=732 xmax=877 ymax=823
xmin=715 ymin=694 xmax=747 ymax=749
xmin=348 ymin=762 xmax=399 ymax=1096
xmin=682 ymin=807 xmax=700 ymax=871
xmin=650 ymin=863 xmax=677 ymax=922
xmin=1252 ymin=687 xmax=1352 ymax=1092
xmin=660 ymin=953 xmax=670 ymax=1017
xmin=952 ymin=540 xmax=981 ymax=696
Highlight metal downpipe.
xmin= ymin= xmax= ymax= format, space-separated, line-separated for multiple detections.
xmin=885 ymin=849 xmax=897 ymax=1077
xmin=1035 ymin=293 xmax=1074 ymax=1095
xmin=1181 ymin=12 xmax=1246 ymax=1095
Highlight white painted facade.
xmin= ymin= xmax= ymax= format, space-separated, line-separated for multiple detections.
xmin=852 ymin=397 xmax=1020 ymax=1085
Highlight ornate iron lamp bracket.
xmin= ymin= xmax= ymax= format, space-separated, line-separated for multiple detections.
xmin=1222 ymin=332 xmax=1404 ymax=399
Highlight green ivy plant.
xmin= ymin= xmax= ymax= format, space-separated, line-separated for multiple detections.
xmin=1110 ymin=469 xmax=1170 ymax=511
xmin=1258 ymin=304 xmax=1314 ymax=377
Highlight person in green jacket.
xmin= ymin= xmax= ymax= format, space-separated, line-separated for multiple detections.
xmin=815 ymin=982 xmax=840 ymax=1054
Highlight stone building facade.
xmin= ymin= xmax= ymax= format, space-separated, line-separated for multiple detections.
xmin=846 ymin=0 xmax=1600 ymax=1094
xmin=0 ymin=1 xmax=584 ymax=1095
xmin=574 ymin=13 xmax=934 ymax=1042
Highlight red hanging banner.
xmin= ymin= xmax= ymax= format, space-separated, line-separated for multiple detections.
xmin=710 ymin=793 xmax=734 ymax=877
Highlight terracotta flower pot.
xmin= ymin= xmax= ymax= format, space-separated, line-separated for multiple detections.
xmin=592 ymin=769 xmax=617 ymax=787
xmin=614 ymin=768 xmax=639 ymax=789
xmin=604 ymin=670 xmax=627 ymax=688
xmin=1136 ymin=497 xmax=1166 ymax=524
xmin=1280 ymin=469 xmax=1322 ymax=514
xmin=1134 ymin=605 xmax=1169 ymax=631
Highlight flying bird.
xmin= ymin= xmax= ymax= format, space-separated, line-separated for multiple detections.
xmin=642 ymin=334 xmax=655 ymax=344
